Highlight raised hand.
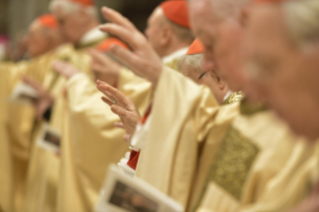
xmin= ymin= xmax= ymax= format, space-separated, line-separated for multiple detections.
xmin=52 ymin=60 xmax=80 ymax=79
xmin=99 ymin=7 xmax=163 ymax=86
xmin=115 ymin=122 xmax=132 ymax=143
xmin=23 ymin=76 xmax=55 ymax=121
xmin=96 ymin=80 xmax=141 ymax=134
xmin=86 ymin=48 xmax=121 ymax=85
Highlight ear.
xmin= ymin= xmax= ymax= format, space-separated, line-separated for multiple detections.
xmin=159 ymin=25 xmax=173 ymax=46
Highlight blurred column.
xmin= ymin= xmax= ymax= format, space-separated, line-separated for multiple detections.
xmin=8 ymin=0 xmax=51 ymax=40
xmin=0 ymin=0 xmax=8 ymax=34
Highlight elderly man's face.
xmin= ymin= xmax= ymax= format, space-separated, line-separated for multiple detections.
xmin=53 ymin=8 xmax=83 ymax=44
xmin=145 ymin=7 xmax=165 ymax=56
xmin=189 ymin=0 xmax=247 ymax=92
xmin=26 ymin=22 xmax=50 ymax=57
xmin=245 ymin=4 xmax=319 ymax=140
xmin=181 ymin=56 xmax=228 ymax=105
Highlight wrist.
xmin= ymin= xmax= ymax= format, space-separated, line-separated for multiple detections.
xmin=149 ymin=64 xmax=163 ymax=86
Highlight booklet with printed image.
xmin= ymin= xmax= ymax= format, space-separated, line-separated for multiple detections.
xmin=96 ymin=164 xmax=184 ymax=212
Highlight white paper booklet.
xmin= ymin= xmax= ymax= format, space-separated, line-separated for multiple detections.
xmin=37 ymin=122 xmax=61 ymax=154
xmin=9 ymin=82 xmax=39 ymax=104
xmin=96 ymin=164 xmax=184 ymax=212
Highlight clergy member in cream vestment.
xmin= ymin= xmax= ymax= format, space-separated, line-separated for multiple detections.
xmin=0 ymin=14 xmax=65 ymax=212
xmin=94 ymin=4 xmax=319 ymax=212
xmin=23 ymin=0 xmax=108 ymax=210
xmin=119 ymin=0 xmax=195 ymax=174
xmin=51 ymin=38 xmax=153 ymax=212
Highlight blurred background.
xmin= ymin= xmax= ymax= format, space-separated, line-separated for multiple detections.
xmin=0 ymin=0 xmax=163 ymax=60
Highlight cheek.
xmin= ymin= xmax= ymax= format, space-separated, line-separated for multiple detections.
xmin=147 ymin=27 xmax=158 ymax=39
xmin=269 ymin=87 xmax=318 ymax=138
xmin=63 ymin=19 xmax=76 ymax=35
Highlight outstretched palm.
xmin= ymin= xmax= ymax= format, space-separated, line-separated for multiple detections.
xmin=97 ymin=80 xmax=141 ymax=134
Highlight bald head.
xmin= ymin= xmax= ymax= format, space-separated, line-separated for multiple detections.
xmin=50 ymin=0 xmax=99 ymax=44
xmin=26 ymin=19 xmax=65 ymax=57
xmin=145 ymin=6 xmax=194 ymax=58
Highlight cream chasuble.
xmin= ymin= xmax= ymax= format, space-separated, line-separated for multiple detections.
xmin=162 ymin=47 xmax=189 ymax=72
xmin=191 ymin=107 xmax=315 ymax=212
xmin=23 ymin=45 xmax=92 ymax=212
xmin=120 ymin=47 xmax=190 ymax=175
xmin=24 ymin=27 xmax=109 ymax=212
xmin=136 ymin=66 xmax=221 ymax=208
xmin=0 ymin=63 xmax=14 ymax=212
xmin=57 ymin=67 xmax=152 ymax=212
xmin=135 ymin=66 xmax=316 ymax=212
xmin=0 ymin=50 xmax=64 ymax=212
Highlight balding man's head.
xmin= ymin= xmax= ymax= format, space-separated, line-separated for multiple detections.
xmin=189 ymin=0 xmax=252 ymax=91
xmin=145 ymin=3 xmax=194 ymax=58
xmin=26 ymin=15 xmax=65 ymax=57
xmin=49 ymin=0 xmax=99 ymax=44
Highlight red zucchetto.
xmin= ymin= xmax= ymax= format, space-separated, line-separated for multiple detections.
xmin=65 ymin=0 xmax=94 ymax=6
xmin=96 ymin=37 xmax=130 ymax=52
xmin=160 ymin=0 xmax=190 ymax=28
xmin=187 ymin=38 xmax=204 ymax=55
xmin=37 ymin=14 xmax=58 ymax=29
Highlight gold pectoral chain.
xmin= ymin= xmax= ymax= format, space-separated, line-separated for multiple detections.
xmin=223 ymin=91 xmax=244 ymax=105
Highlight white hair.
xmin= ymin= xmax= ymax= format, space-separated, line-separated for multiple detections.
xmin=49 ymin=0 xmax=98 ymax=18
xmin=282 ymin=0 xmax=319 ymax=49
xmin=178 ymin=54 xmax=204 ymax=71
xmin=209 ymin=0 xmax=251 ymax=20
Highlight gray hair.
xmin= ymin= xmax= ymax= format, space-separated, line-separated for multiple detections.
xmin=49 ymin=0 xmax=98 ymax=18
xmin=282 ymin=0 xmax=319 ymax=49
xmin=178 ymin=54 xmax=204 ymax=72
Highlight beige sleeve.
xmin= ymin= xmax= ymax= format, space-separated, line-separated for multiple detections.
xmin=136 ymin=66 xmax=219 ymax=207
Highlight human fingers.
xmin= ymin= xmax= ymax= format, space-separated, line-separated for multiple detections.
xmin=101 ymin=96 xmax=114 ymax=107
xmin=87 ymin=49 xmax=104 ymax=65
xmin=100 ymin=23 xmax=141 ymax=50
xmin=111 ymin=104 xmax=128 ymax=118
xmin=53 ymin=60 xmax=80 ymax=79
xmin=52 ymin=60 xmax=68 ymax=75
xmin=123 ymin=134 xmax=131 ymax=143
xmin=22 ymin=76 xmax=42 ymax=91
xmin=98 ymin=83 xmax=130 ymax=107
xmin=108 ymin=44 xmax=161 ymax=85
xmin=88 ymin=48 xmax=112 ymax=65
xmin=101 ymin=7 xmax=136 ymax=31
xmin=115 ymin=122 xmax=125 ymax=129
xmin=97 ymin=85 xmax=117 ymax=101
xmin=91 ymin=62 xmax=105 ymax=74
xmin=96 ymin=80 xmax=105 ymax=86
